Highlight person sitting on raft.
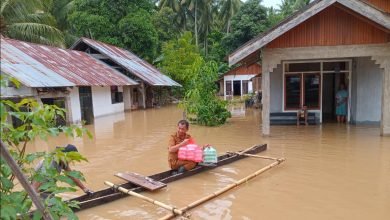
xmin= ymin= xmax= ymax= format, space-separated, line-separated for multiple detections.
xmin=32 ymin=144 xmax=94 ymax=199
xmin=168 ymin=120 xmax=209 ymax=173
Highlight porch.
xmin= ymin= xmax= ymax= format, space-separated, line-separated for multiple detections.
xmin=261 ymin=43 xmax=390 ymax=136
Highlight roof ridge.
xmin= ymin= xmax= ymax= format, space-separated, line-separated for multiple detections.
xmin=228 ymin=0 xmax=390 ymax=66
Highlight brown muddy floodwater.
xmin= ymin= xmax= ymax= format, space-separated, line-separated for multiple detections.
xmin=30 ymin=104 xmax=390 ymax=220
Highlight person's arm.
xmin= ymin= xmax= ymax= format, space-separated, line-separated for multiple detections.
xmin=168 ymin=138 xmax=189 ymax=153
xmin=64 ymin=166 xmax=93 ymax=194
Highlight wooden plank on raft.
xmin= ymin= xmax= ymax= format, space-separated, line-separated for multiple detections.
xmin=115 ymin=172 xmax=166 ymax=191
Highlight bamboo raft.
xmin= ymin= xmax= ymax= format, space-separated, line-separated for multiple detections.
xmin=69 ymin=144 xmax=267 ymax=211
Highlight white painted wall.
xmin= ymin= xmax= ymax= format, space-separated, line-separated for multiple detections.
xmin=270 ymin=64 xmax=283 ymax=113
xmin=123 ymin=86 xmax=132 ymax=110
xmin=223 ymin=74 xmax=256 ymax=98
xmin=352 ymin=57 xmax=382 ymax=124
xmin=68 ymin=87 xmax=81 ymax=124
xmin=91 ymin=86 xmax=124 ymax=117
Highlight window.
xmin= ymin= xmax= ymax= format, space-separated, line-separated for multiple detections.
xmin=242 ymin=80 xmax=249 ymax=94
xmin=111 ymin=86 xmax=123 ymax=104
xmin=285 ymin=74 xmax=321 ymax=110
xmin=285 ymin=74 xmax=301 ymax=109
xmin=225 ymin=81 xmax=232 ymax=95
xmin=304 ymin=74 xmax=320 ymax=108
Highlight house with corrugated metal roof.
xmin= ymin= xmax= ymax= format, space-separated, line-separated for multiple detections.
xmin=1 ymin=37 xmax=138 ymax=125
xmin=228 ymin=0 xmax=390 ymax=136
xmin=70 ymin=38 xmax=181 ymax=109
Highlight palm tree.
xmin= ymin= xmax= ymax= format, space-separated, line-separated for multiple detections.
xmin=158 ymin=0 xmax=180 ymax=11
xmin=0 ymin=0 xmax=64 ymax=47
xmin=292 ymin=0 xmax=311 ymax=11
xmin=158 ymin=0 xmax=188 ymax=32
xmin=51 ymin=0 xmax=78 ymax=46
xmin=278 ymin=0 xmax=310 ymax=18
xmin=219 ymin=0 xmax=241 ymax=33
xmin=198 ymin=0 xmax=213 ymax=55
xmin=181 ymin=0 xmax=208 ymax=47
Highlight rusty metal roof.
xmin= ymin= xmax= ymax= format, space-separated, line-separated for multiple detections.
xmin=1 ymin=37 xmax=138 ymax=87
xmin=72 ymin=38 xmax=181 ymax=87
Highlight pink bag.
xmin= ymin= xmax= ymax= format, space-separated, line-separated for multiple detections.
xmin=178 ymin=144 xmax=203 ymax=162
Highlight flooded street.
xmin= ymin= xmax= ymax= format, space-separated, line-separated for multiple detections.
xmin=30 ymin=104 xmax=390 ymax=220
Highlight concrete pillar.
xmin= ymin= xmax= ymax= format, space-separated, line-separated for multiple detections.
xmin=141 ymin=83 xmax=146 ymax=109
xmin=231 ymin=80 xmax=233 ymax=97
xmin=123 ymin=86 xmax=132 ymax=111
xmin=65 ymin=95 xmax=73 ymax=125
xmin=240 ymin=80 xmax=243 ymax=97
xmin=262 ymin=71 xmax=270 ymax=136
xmin=381 ymin=59 xmax=390 ymax=136
xmin=224 ymin=79 xmax=226 ymax=100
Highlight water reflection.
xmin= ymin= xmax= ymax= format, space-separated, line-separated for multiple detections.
xmin=229 ymin=104 xmax=246 ymax=117
xmin=29 ymin=104 xmax=390 ymax=220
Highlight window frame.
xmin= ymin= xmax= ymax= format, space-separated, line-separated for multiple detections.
xmin=284 ymin=73 xmax=322 ymax=111
xmin=111 ymin=86 xmax=123 ymax=104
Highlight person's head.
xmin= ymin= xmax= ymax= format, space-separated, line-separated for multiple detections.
xmin=302 ymin=105 xmax=307 ymax=110
xmin=55 ymin=144 xmax=78 ymax=168
xmin=177 ymin=119 xmax=189 ymax=136
xmin=339 ymin=83 xmax=345 ymax=90
xmin=63 ymin=144 xmax=78 ymax=153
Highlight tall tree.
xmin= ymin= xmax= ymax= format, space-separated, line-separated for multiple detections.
xmin=51 ymin=0 xmax=78 ymax=46
xmin=158 ymin=0 xmax=179 ymax=11
xmin=219 ymin=0 xmax=241 ymax=33
xmin=181 ymin=0 xmax=208 ymax=47
xmin=159 ymin=32 xmax=202 ymax=91
xmin=153 ymin=7 xmax=181 ymax=53
xmin=279 ymin=0 xmax=310 ymax=17
xmin=222 ymin=0 xmax=269 ymax=53
xmin=69 ymin=0 xmax=158 ymax=60
xmin=198 ymin=0 xmax=213 ymax=55
xmin=0 ymin=0 xmax=64 ymax=47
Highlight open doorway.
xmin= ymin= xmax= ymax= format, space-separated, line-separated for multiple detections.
xmin=41 ymin=97 xmax=67 ymax=126
xmin=233 ymin=81 xmax=241 ymax=96
xmin=79 ymin=86 xmax=94 ymax=125
xmin=322 ymin=72 xmax=348 ymax=122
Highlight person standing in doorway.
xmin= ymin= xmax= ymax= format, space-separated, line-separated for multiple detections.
xmin=335 ymin=83 xmax=348 ymax=123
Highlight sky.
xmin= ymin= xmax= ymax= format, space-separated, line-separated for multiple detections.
xmin=261 ymin=0 xmax=283 ymax=9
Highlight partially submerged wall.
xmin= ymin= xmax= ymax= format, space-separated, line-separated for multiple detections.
xmin=91 ymin=86 xmax=124 ymax=118
xmin=351 ymin=57 xmax=382 ymax=124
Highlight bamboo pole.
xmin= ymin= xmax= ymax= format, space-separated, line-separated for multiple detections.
xmin=159 ymin=158 xmax=285 ymax=220
xmin=236 ymin=144 xmax=257 ymax=155
xmin=226 ymin=151 xmax=279 ymax=161
xmin=104 ymin=181 xmax=184 ymax=216
xmin=0 ymin=141 xmax=53 ymax=220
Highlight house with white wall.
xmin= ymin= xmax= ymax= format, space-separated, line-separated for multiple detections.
xmin=71 ymin=38 xmax=181 ymax=109
xmin=0 ymin=37 xmax=138 ymax=125
xmin=228 ymin=0 xmax=390 ymax=136
xmin=219 ymin=63 xmax=261 ymax=99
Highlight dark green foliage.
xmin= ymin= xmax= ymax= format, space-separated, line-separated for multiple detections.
xmin=1 ymin=0 xmax=65 ymax=47
xmin=0 ymin=76 xmax=91 ymax=220
xmin=118 ymin=10 xmax=158 ymax=61
xmin=203 ymin=30 xmax=225 ymax=62
xmin=222 ymin=0 xmax=269 ymax=53
xmin=152 ymin=7 xmax=181 ymax=53
xmin=68 ymin=0 xmax=158 ymax=60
